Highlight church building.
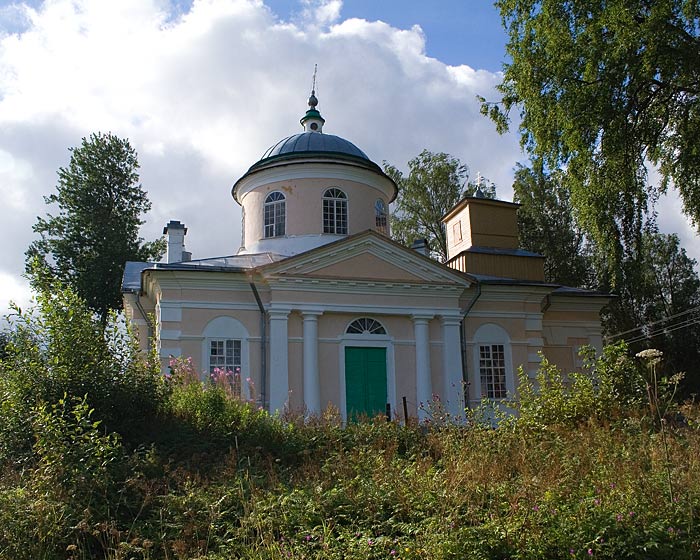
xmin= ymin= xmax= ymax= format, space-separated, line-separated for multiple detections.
xmin=122 ymin=91 xmax=609 ymax=421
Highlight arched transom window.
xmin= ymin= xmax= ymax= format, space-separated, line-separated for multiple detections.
xmin=374 ymin=199 xmax=388 ymax=235
xmin=346 ymin=317 xmax=386 ymax=335
xmin=323 ymin=188 xmax=348 ymax=234
xmin=264 ymin=191 xmax=285 ymax=238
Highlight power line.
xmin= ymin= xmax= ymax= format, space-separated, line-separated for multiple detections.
xmin=623 ymin=316 xmax=700 ymax=345
xmin=607 ymin=304 xmax=700 ymax=340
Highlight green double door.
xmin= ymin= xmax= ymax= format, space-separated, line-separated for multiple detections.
xmin=345 ymin=347 xmax=387 ymax=420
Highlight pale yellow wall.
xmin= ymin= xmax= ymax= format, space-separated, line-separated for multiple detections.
xmin=308 ymin=252 xmax=425 ymax=281
xmin=468 ymin=204 xmax=519 ymax=249
xmin=288 ymin=338 xmax=303 ymax=410
xmin=444 ymin=198 xmax=520 ymax=261
xmin=395 ymin=344 xmax=418 ymax=414
xmin=319 ymin=341 xmax=340 ymax=411
xmin=269 ymin=286 xmax=459 ymax=310
xmin=123 ymin=294 xmax=154 ymax=352
xmin=240 ymin=177 xmax=390 ymax=244
xmin=445 ymin=214 xmax=473 ymax=257
xmin=447 ymin=253 xmax=545 ymax=282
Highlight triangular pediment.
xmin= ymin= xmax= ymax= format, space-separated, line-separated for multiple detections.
xmin=257 ymin=231 xmax=473 ymax=285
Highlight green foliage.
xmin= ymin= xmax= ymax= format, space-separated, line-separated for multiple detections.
xmin=484 ymin=0 xmax=700 ymax=278
xmin=2 ymin=305 xmax=700 ymax=559
xmin=26 ymin=132 xmax=165 ymax=321
xmin=514 ymin=343 xmax=644 ymax=430
xmin=605 ymin=228 xmax=700 ymax=395
xmin=0 ymin=276 xmax=164 ymax=463
xmin=513 ymin=160 xmax=592 ymax=287
xmin=0 ymin=396 xmax=128 ymax=560
xmin=384 ymin=150 xmax=495 ymax=262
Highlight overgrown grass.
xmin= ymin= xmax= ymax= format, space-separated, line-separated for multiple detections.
xmin=0 ymin=285 xmax=699 ymax=558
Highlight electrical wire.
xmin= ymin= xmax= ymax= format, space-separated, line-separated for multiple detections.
xmin=607 ymin=304 xmax=700 ymax=340
xmin=622 ymin=315 xmax=700 ymax=345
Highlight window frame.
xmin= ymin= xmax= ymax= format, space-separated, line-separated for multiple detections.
xmin=208 ymin=338 xmax=243 ymax=396
xmin=264 ymin=191 xmax=286 ymax=238
xmin=374 ymin=199 xmax=388 ymax=235
xmin=346 ymin=317 xmax=387 ymax=335
xmin=471 ymin=323 xmax=514 ymax=402
xmin=202 ymin=316 xmax=251 ymax=401
xmin=323 ymin=187 xmax=348 ymax=235
xmin=478 ymin=343 xmax=507 ymax=399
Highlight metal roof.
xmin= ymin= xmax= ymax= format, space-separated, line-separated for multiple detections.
xmin=121 ymin=253 xmax=288 ymax=293
xmin=258 ymin=132 xmax=369 ymax=162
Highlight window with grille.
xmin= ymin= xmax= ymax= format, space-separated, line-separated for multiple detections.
xmin=375 ymin=199 xmax=388 ymax=234
xmin=264 ymin=191 xmax=286 ymax=238
xmin=323 ymin=188 xmax=348 ymax=234
xmin=479 ymin=344 xmax=507 ymax=399
xmin=346 ymin=317 xmax=386 ymax=335
xmin=209 ymin=338 xmax=242 ymax=395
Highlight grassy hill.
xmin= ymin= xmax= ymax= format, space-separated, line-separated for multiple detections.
xmin=0 ymin=286 xmax=698 ymax=559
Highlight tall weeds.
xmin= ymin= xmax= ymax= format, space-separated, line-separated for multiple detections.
xmin=0 ymin=285 xmax=698 ymax=558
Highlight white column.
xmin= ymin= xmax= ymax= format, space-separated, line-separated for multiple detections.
xmin=413 ymin=315 xmax=433 ymax=422
xmin=268 ymin=308 xmax=290 ymax=415
xmin=442 ymin=316 xmax=465 ymax=418
xmin=302 ymin=311 xmax=323 ymax=416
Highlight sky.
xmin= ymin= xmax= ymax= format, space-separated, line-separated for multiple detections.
xmin=0 ymin=0 xmax=697 ymax=319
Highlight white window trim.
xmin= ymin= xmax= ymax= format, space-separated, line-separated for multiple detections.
xmin=264 ymin=191 xmax=286 ymax=238
xmin=202 ymin=316 xmax=251 ymax=400
xmin=322 ymin=187 xmax=348 ymax=235
xmin=471 ymin=323 xmax=514 ymax=402
xmin=375 ymin=199 xmax=388 ymax=235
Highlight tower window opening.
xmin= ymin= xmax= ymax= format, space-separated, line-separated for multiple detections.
xmin=264 ymin=191 xmax=286 ymax=238
xmin=375 ymin=199 xmax=388 ymax=234
xmin=323 ymin=188 xmax=348 ymax=234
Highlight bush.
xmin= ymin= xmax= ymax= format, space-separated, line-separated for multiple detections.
xmin=514 ymin=342 xmax=645 ymax=430
xmin=0 ymin=278 xmax=164 ymax=465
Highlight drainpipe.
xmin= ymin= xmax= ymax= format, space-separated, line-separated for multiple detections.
xmin=134 ymin=293 xmax=154 ymax=351
xmin=249 ymin=281 xmax=267 ymax=409
xmin=460 ymin=282 xmax=482 ymax=408
xmin=541 ymin=294 xmax=552 ymax=313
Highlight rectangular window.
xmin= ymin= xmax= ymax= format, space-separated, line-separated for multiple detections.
xmin=479 ymin=344 xmax=507 ymax=399
xmin=323 ymin=198 xmax=347 ymax=234
xmin=264 ymin=199 xmax=285 ymax=238
xmin=209 ymin=339 xmax=242 ymax=395
xmin=453 ymin=221 xmax=462 ymax=243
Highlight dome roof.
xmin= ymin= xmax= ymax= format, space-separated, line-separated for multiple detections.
xmin=251 ymin=132 xmax=371 ymax=169
xmin=232 ymin=90 xmax=397 ymax=203
xmin=262 ymin=132 xmax=368 ymax=160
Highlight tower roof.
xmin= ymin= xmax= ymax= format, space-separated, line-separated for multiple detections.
xmin=232 ymin=88 xmax=397 ymax=203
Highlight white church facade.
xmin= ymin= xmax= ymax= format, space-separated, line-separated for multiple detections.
xmin=123 ymin=92 xmax=609 ymax=421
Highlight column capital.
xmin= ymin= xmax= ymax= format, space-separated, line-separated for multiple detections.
xmin=440 ymin=314 xmax=463 ymax=327
xmin=300 ymin=309 xmax=324 ymax=319
xmin=411 ymin=313 xmax=434 ymax=323
xmin=269 ymin=307 xmax=292 ymax=319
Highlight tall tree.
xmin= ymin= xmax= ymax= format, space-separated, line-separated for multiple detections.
xmin=513 ymin=161 xmax=592 ymax=287
xmin=605 ymin=229 xmax=700 ymax=395
xmin=482 ymin=0 xmax=700 ymax=283
xmin=27 ymin=132 xmax=165 ymax=322
xmin=385 ymin=150 xmax=495 ymax=262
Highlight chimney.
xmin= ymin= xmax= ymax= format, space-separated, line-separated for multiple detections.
xmin=411 ymin=238 xmax=429 ymax=257
xmin=163 ymin=220 xmax=188 ymax=264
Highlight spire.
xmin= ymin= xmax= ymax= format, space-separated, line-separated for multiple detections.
xmin=301 ymin=64 xmax=325 ymax=132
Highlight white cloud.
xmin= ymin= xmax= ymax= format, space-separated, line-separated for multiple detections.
xmin=301 ymin=0 xmax=342 ymax=28
xmin=0 ymin=0 xmax=694 ymax=320
xmin=0 ymin=271 xmax=32 ymax=323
